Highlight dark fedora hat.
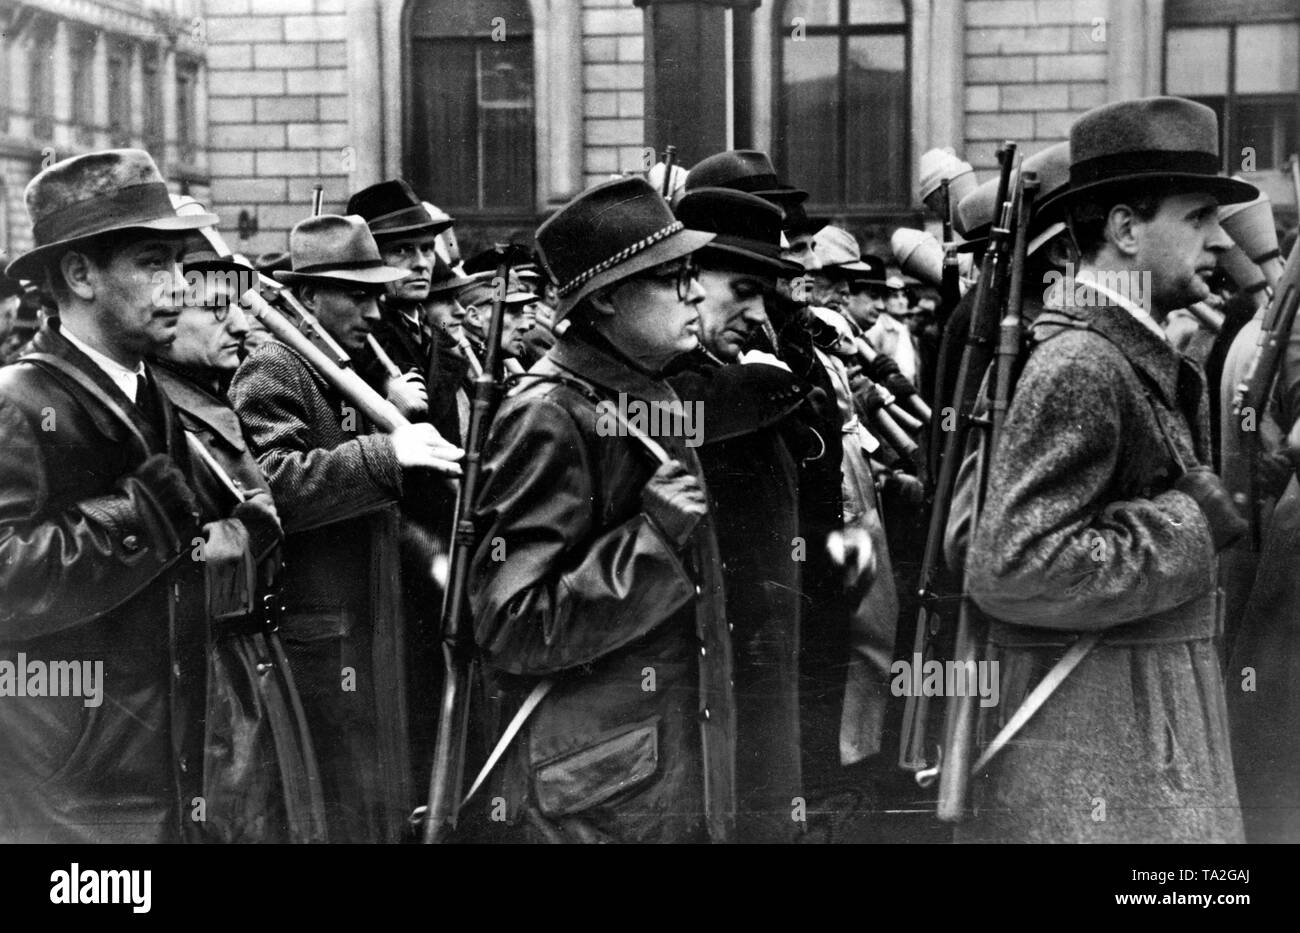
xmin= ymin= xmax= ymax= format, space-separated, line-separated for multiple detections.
xmin=273 ymin=214 xmax=411 ymax=287
xmin=673 ymin=187 xmax=802 ymax=278
xmin=686 ymin=149 xmax=809 ymax=207
xmin=6 ymin=149 xmax=218 ymax=280
xmin=427 ymin=252 xmax=476 ymax=297
xmin=463 ymin=243 xmax=535 ymax=276
xmin=536 ymin=176 xmax=714 ymax=318
xmin=1063 ymin=96 xmax=1257 ymax=208
xmin=347 ymin=179 xmax=454 ymax=239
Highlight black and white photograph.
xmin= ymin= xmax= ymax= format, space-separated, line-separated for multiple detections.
xmin=0 ymin=0 xmax=1294 ymax=885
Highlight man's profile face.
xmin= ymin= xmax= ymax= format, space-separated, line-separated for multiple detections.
xmin=782 ymin=233 xmax=820 ymax=271
xmin=1131 ymin=191 xmax=1233 ymax=314
xmin=695 ymin=266 xmax=773 ymax=362
xmin=602 ymin=258 xmax=703 ymax=365
xmin=425 ymin=294 xmax=466 ymax=339
xmin=847 ymin=285 xmax=884 ymax=330
xmin=465 ymin=301 xmax=536 ymax=355
xmin=164 ymin=280 xmax=249 ymax=373
xmin=810 ymin=273 xmax=848 ymax=313
xmin=886 ymin=289 xmax=909 ymax=318
xmin=379 ymin=235 xmax=438 ymax=304
xmin=305 ymin=282 xmax=382 ymax=353
xmin=87 ymin=235 xmax=189 ymax=355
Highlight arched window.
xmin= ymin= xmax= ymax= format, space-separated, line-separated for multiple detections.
xmin=774 ymin=0 xmax=910 ymax=212
xmin=405 ymin=0 xmax=536 ymax=217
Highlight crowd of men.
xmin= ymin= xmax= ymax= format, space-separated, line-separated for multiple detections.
xmin=2 ymin=92 xmax=1299 ymax=844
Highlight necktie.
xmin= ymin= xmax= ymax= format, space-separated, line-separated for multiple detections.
xmin=135 ymin=369 xmax=165 ymax=440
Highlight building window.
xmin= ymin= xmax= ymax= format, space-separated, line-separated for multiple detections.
xmin=1165 ymin=0 xmax=1300 ymax=173
xmin=29 ymin=22 xmax=55 ymax=140
xmin=71 ymin=29 xmax=97 ymax=147
xmin=143 ymin=48 xmax=164 ymax=155
xmin=176 ymin=59 xmax=199 ymax=165
xmin=405 ymin=0 xmax=536 ymax=216
xmin=108 ymin=38 xmax=133 ymax=147
xmin=774 ymin=0 xmax=910 ymax=212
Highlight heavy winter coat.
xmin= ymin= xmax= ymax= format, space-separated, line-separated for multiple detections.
xmin=0 ymin=323 xmax=205 ymax=842
xmin=962 ymin=296 xmax=1242 ymax=843
xmin=469 ymin=331 xmax=736 ymax=843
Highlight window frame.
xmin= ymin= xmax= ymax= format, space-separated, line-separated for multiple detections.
xmin=772 ymin=0 xmax=912 ymax=214
xmin=401 ymin=0 xmax=538 ymax=222
xmin=1163 ymin=5 xmax=1300 ymax=174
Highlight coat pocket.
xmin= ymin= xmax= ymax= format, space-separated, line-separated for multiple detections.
xmin=532 ymin=717 xmax=660 ymax=818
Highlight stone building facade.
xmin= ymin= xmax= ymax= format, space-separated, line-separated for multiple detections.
xmin=1 ymin=0 xmax=1296 ymax=264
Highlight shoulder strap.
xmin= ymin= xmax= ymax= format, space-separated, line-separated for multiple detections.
xmin=21 ymin=352 xmax=149 ymax=456
xmin=508 ymin=371 xmax=671 ymax=466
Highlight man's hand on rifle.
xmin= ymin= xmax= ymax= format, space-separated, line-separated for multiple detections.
xmin=1255 ymin=445 xmax=1300 ymax=500
xmin=390 ymin=422 xmax=464 ymax=476
xmin=827 ymin=525 xmax=876 ymax=592
xmin=387 ymin=371 xmax=429 ymax=419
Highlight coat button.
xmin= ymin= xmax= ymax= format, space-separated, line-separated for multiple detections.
xmin=699 ymin=707 xmax=711 ymax=722
xmin=173 ymin=662 xmax=182 ymax=679
xmin=178 ymin=755 xmax=188 ymax=773
xmin=122 ymin=535 xmax=140 ymax=550
xmin=694 ymin=584 xmax=702 ymax=597
xmin=699 ymin=645 xmax=707 ymax=657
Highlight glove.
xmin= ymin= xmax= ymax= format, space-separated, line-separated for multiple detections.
xmin=132 ymin=453 xmax=202 ymax=534
xmin=881 ymin=470 xmax=925 ymax=508
xmin=1255 ymin=445 xmax=1300 ymax=500
xmin=641 ymin=459 xmax=708 ymax=548
xmin=233 ymin=489 xmax=282 ymax=560
xmin=1175 ymin=466 xmax=1249 ymax=551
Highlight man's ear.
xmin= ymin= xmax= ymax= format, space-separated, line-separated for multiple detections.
xmin=59 ymin=250 xmax=97 ymax=302
xmin=465 ymin=304 xmax=484 ymax=327
xmin=1104 ymin=204 xmax=1142 ymax=258
xmin=586 ymin=286 xmax=619 ymax=319
xmin=296 ymin=283 xmax=319 ymax=312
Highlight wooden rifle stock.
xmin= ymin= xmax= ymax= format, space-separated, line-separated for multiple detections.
xmin=935 ymin=172 xmax=1036 ymax=822
xmin=240 ymin=288 xmax=410 ymax=434
xmin=1234 ymin=236 xmax=1300 ymax=548
xmin=900 ymin=142 xmax=1018 ymax=775
xmin=424 ymin=250 xmax=513 ymax=843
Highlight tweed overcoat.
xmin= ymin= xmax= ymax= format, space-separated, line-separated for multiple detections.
xmin=230 ymin=339 xmax=411 ymax=843
xmin=962 ymin=295 xmax=1242 ymax=843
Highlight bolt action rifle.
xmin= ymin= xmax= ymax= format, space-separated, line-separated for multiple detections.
xmin=423 ymin=246 xmax=513 ymax=843
xmin=899 ymin=141 xmax=1017 ymax=776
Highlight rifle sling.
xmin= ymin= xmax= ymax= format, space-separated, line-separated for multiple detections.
xmin=971 ymin=311 xmax=1194 ymax=773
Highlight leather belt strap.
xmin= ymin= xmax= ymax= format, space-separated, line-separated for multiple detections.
xmin=971 ymin=633 xmax=1099 ymax=775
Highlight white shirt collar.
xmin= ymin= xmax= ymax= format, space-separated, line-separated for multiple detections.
xmin=60 ymin=324 xmax=146 ymax=402
xmin=1076 ymin=271 xmax=1167 ymax=342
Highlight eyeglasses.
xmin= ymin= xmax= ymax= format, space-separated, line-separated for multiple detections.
xmin=636 ymin=258 xmax=699 ymax=301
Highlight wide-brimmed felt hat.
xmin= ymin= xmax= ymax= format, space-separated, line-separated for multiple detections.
xmin=847 ymin=255 xmax=890 ymax=290
xmin=427 ymin=252 xmax=476 ymax=297
xmin=348 ymin=179 xmax=454 ymax=240
xmin=1062 ymin=96 xmax=1257 ymax=210
xmin=273 ymin=214 xmax=411 ymax=287
xmin=7 ymin=149 xmax=218 ymax=280
xmin=536 ymin=176 xmax=714 ymax=318
xmin=685 ymin=149 xmax=809 ymax=208
xmin=673 ymin=187 xmax=802 ymax=278
xmin=812 ymin=225 xmax=872 ymax=276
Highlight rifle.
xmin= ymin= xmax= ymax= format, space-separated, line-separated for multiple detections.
xmin=940 ymin=178 xmax=962 ymax=321
xmin=934 ymin=170 xmax=1037 ymax=821
xmin=1233 ymin=233 xmax=1300 ymax=548
xmin=900 ymin=141 xmax=1017 ymax=775
xmin=423 ymin=247 xmax=513 ymax=843
xmin=661 ymin=145 xmax=677 ymax=198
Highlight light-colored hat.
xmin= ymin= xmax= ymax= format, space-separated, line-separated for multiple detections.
xmin=812 ymin=225 xmax=872 ymax=273
xmin=273 ymin=214 xmax=411 ymax=286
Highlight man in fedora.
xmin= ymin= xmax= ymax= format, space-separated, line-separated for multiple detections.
xmin=0 ymin=149 xmax=228 ymax=842
xmin=457 ymin=270 xmax=539 ymax=370
xmin=665 ymin=186 xmax=822 ymax=840
xmin=231 ymin=214 xmax=463 ymax=842
xmin=964 ymin=97 xmax=1252 ymax=843
xmin=467 ymin=176 xmax=734 ymax=843
xmin=348 ymin=179 xmax=460 ymax=421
